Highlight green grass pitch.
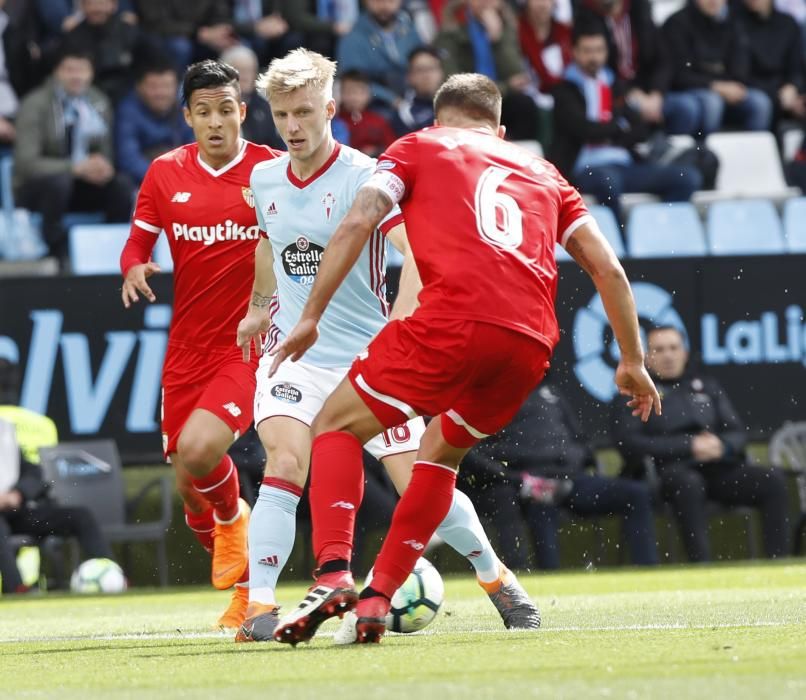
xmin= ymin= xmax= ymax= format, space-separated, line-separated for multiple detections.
xmin=1 ymin=563 xmax=804 ymax=699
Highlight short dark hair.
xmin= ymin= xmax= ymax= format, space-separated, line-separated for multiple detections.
xmin=339 ymin=69 xmax=370 ymax=85
xmin=433 ymin=73 xmax=501 ymax=126
xmin=181 ymin=60 xmax=240 ymax=106
xmin=54 ymin=43 xmax=94 ymax=67
xmin=647 ymin=325 xmax=685 ymax=343
xmin=408 ymin=46 xmax=441 ymax=66
xmin=135 ymin=57 xmax=178 ymax=84
xmin=572 ymin=19 xmax=608 ymax=46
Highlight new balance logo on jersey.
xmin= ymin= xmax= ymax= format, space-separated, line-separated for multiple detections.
xmin=223 ymin=402 xmax=242 ymax=417
xmin=331 ymin=501 xmax=355 ymax=510
xmin=172 ymin=220 xmax=260 ymax=245
xmin=403 ymin=539 xmax=425 ymax=551
xmin=171 ymin=192 xmax=191 ymax=203
xmin=258 ymin=555 xmax=279 ymax=567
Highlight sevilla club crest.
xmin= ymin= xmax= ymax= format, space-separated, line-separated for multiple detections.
xmin=242 ymin=187 xmax=255 ymax=209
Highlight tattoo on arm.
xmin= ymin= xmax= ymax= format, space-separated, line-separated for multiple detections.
xmin=566 ymin=236 xmax=594 ymax=275
xmin=355 ymin=187 xmax=393 ymax=226
xmin=250 ymin=291 xmax=272 ymax=309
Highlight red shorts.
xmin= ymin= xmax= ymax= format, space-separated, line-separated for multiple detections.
xmin=161 ymin=343 xmax=258 ymax=457
xmin=348 ymin=315 xmax=552 ymax=447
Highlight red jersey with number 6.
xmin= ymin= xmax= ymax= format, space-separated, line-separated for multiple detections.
xmin=131 ymin=140 xmax=281 ymax=350
xmin=371 ymin=127 xmax=591 ymax=350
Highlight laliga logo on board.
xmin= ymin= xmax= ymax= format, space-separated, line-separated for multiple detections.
xmin=573 ymin=283 xmax=687 ymax=402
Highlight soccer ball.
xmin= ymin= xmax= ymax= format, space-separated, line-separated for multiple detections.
xmin=366 ymin=557 xmax=444 ymax=633
xmin=70 ymin=558 xmax=127 ymax=594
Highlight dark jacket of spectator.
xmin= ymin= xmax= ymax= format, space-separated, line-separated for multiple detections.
xmin=12 ymin=77 xmax=114 ymax=194
xmin=613 ymin=374 xmax=747 ymax=470
xmin=337 ymin=8 xmax=423 ymax=106
xmin=577 ymin=0 xmax=671 ymax=94
xmin=549 ymin=71 xmax=647 ymax=178
xmin=391 ymin=90 xmax=435 ymax=134
xmin=135 ymin=0 xmax=231 ymax=38
xmin=242 ymin=91 xmax=284 ymax=150
xmin=473 ymin=384 xmax=593 ymax=479
xmin=115 ymin=90 xmax=193 ymax=184
xmin=738 ymin=2 xmax=805 ymax=99
xmin=662 ymin=1 xmax=752 ymax=90
xmin=63 ymin=14 xmax=146 ymax=103
xmin=3 ymin=0 xmax=45 ymax=96
xmin=436 ymin=0 xmax=525 ymax=93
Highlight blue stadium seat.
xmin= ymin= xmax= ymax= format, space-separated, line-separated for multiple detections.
xmin=69 ymin=223 xmax=131 ymax=274
xmin=782 ymin=197 xmax=806 ymax=252
xmin=706 ymin=200 xmax=786 ymax=255
xmin=556 ymin=205 xmax=625 ymax=261
xmin=627 ymin=203 xmax=707 ymax=258
xmin=590 ymin=204 xmax=626 ymax=258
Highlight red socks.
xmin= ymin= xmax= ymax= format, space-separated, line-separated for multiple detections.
xmin=370 ymin=461 xmax=457 ymax=599
xmin=191 ymin=454 xmax=240 ymax=522
xmin=310 ymin=431 xmax=365 ymax=566
xmin=184 ymin=506 xmax=215 ymax=554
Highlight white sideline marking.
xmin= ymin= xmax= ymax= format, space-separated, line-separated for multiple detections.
xmin=0 ymin=619 xmax=794 ymax=645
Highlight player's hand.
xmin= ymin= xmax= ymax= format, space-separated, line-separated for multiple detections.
xmin=267 ymin=318 xmax=319 ymax=377
xmin=237 ymin=309 xmax=271 ymax=362
xmin=615 ymin=361 xmax=662 ymax=423
xmin=121 ymin=262 xmax=161 ymax=308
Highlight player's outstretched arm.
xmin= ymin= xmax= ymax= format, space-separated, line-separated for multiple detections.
xmin=237 ymin=238 xmax=277 ymax=361
xmin=268 ymin=185 xmax=394 ymax=376
xmin=386 ymin=222 xmax=422 ymax=321
xmin=566 ymin=222 xmax=661 ymax=422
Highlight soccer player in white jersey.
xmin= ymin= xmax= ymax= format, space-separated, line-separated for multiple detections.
xmin=233 ymin=49 xmax=540 ymax=643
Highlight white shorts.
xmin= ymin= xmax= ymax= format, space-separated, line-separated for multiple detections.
xmin=254 ymin=355 xmax=425 ymax=461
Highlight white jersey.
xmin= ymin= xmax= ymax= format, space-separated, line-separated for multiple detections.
xmin=252 ymin=144 xmax=401 ymax=367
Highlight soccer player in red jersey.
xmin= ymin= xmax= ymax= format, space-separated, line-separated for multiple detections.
xmin=119 ymin=60 xmax=281 ymax=627
xmin=271 ymin=73 xmax=662 ymax=645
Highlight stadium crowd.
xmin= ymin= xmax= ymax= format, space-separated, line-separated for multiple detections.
xmin=3 ymin=0 xmax=806 ymax=262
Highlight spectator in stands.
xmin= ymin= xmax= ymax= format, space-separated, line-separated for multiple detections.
xmin=576 ymin=0 xmax=701 ymax=137
xmin=0 ymin=439 xmax=116 ymax=593
xmin=135 ymin=0 xmax=236 ymax=70
xmin=4 ymin=0 xmax=46 ymax=98
xmin=550 ymin=23 xmax=702 ymax=224
xmin=436 ymin=0 xmax=541 ymax=140
xmin=230 ymin=1 xmax=302 ymax=67
xmin=518 ymin=0 xmax=572 ymax=100
xmin=62 ymin=0 xmax=150 ymax=104
xmin=115 ymin=61 xmax=193 ymax=185
xmin=0 ymin=358 xmax=115 ymax=594
xmin=219 ymin=44 xmax=284 ymax=150
xmin=337 ymin=69 xmax=397 ymax=156
xmin=612 ymin=326 xmax=792 ymax=562
xmin=462 ymin=383 xmax=658 ymax=570
xmin=337 ymin=0 xmax=424 ymax=110
xmin=12 ymin=47 xmax=134 ymax=261
xmin=269 ymin=0 xmax=358 ymax=59
xmin=391 ymin=46 xmax=444 ymax=134
xmin=0 ymin=0 xmax=18 ymax=152
xmin=663 ymin=0 xmax=773 ymax=135
xmin=739 ymin=0 xmax=806 ymax=123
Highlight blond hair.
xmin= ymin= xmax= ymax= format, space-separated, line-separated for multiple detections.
xmin=256 ymin=48 xmax=337 ymax=102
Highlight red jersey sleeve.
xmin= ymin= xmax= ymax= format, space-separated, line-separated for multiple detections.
xmin=131 ymin=165 xmax=163 ymax=236
xmin=553 ymin=166 xmax=593 ymax=247
xmin=367 ymin=132 xmax=420 ymax=204
xmin=120 ymin=162 xmax=162 ymax=275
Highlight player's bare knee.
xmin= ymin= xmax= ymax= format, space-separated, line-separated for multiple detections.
xmin=264 ymin=449 xmax=307 ymax=488
xmin=176 ymin=433 xmax=220 ymax=477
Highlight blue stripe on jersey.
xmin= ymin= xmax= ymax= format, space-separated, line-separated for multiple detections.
xmin=251 ymin=145 xmax=394 ymax=367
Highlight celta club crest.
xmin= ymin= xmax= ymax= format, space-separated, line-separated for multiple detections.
xmin=322 ymin=192 xmax=336 ymax=220
xmin=242 ymin=187 xmax=255 ymax=208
